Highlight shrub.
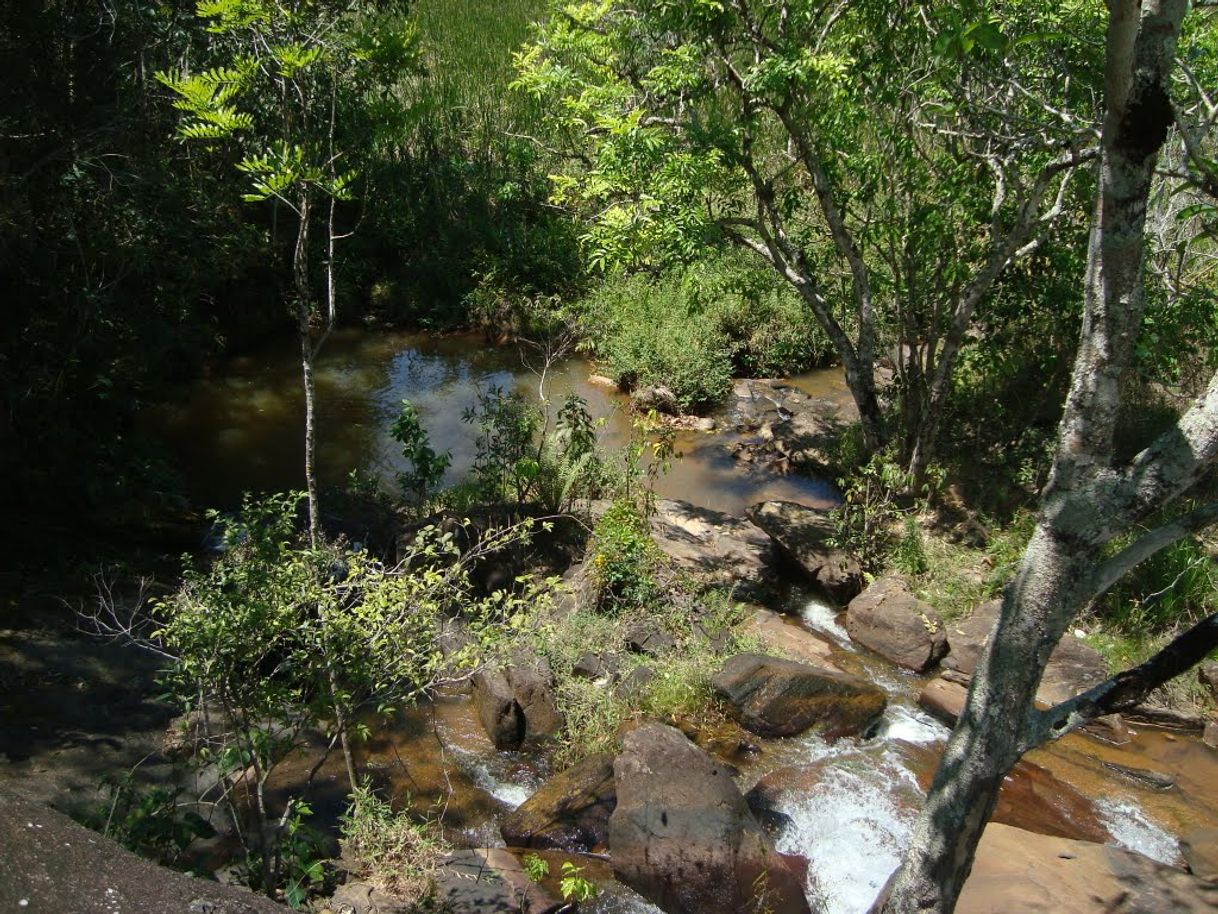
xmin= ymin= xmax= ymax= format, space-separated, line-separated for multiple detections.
xmin=587 ymin=500 xmax=664 ymax=613
xmin=339 ymin=786 xmax=448 ymax=904
xmin=576 ymin=252 xmax=831 ymax=412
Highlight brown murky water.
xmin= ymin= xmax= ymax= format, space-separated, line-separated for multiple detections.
xmin=145 ymin=329 xmax=842 ymax=516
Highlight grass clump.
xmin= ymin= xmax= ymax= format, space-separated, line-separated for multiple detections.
xmin=339 ymin=786 xmax=449 ymax=905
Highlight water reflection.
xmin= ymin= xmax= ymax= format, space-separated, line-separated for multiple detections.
xmin=147 ymin=328 xmax=841 ymax=515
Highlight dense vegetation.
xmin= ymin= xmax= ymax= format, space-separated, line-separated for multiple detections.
xmin=5 ymin=1 xmax=1218 ymax=913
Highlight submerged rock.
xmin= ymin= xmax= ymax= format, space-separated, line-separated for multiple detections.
xmin=748 ymin=500 xmax=863 ymax=603
xmin=608 ymin=723 xmax=811 ymax=914
xmin=712 ymin=652 xmax=886 ymax=739
xmin=500 ymin=753 xmax=616 ymax=852
xmin=845 ymin=577 xmax=948 ymax=673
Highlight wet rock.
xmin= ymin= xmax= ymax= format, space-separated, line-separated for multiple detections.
xmin=631 ymin=385 xmax=680 ymax=415
xmin=693 ymin=416 xmax=717 ymax=432
xmin=649 ymin=499 xmax=777 ymax=598
xmin=748 ymin=501 xmax=863 ymax=603
xmin=743 ymin=606 xmax=840 ymax=670
xmin=0 ymin=787 xmax=285 ymax=914
xmin=955 ymin=823 xmax=1218 ymax=913
xmin=845 ymin=577 xmax=948 ymax=673
xmin=944 ymin=600 xmax=1107 ymax=705
xmin=1204 ymin=720 xmax=1218 ymax=750
xmin=472 ymin=649 xmax=564 ymax=751
xmin=434 ymin=848 xmax=564 ymax=913
xmin=500 ymin=753 xmax=616 ymax=852
xmin=918 ymin=676 xmax=967 ymax=728
xmin=613 ymin=664 xmax=657 ymax=701
xmin=609 ymin=723 xmax=811 ymax=914
xmin=1181 ymin=826 xmax=1218 ymax=881
xmin=1099 ymin=761 xmax=1176 ymax=791
xmin=712 ymin=652 xmax=886 ymax=739
xmin=1125 ymin=705 xmax=1208 ymax=734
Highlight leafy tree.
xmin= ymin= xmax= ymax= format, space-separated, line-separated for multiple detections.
xmin=883 ymin=3 xmax=1218 ymax=911
xmin=88 ymin=492 xmax=544 ymax=900
xmin=514 ymin=1 xmax=1101 ymax=472
xmin=155 ymin=0 xmax=418 ymax=543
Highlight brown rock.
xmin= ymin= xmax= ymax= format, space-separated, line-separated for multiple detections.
xmin=608 ymin=724 xmax=811 ymax=914
xmin=749 ymin=500 xmax=863 ymax=602
xmin=713 ymin=652 xmax=886 ymax=739
xmin=745 ymin=606 xmax=841 ymax=670
xmin=649 ymin=499 xmax=777 ymax=598
xmin=957 ymin=823 xmax=1218 ymax=913
xmin=918 ymin=676 xmax=968 ymax=726
xmin=472 ymin=649 xmax=564 ymax=750
xmin=845 ymin=577 xmax=949 ymax=673
xmin=500 ymin=753 xmax=616 ymax=852
xmin=944 ymin=600 xmax=1106 ymax=705
xmin=434 ymin=847 xmax=564 ymax=913
xmin=1204 ymin=720 xmax=1218 ymax=750
xmin=1198 ymin=661 xmax=1218 ymax=698
xmin=1181 ymin=826 xmax=1218 ymax=882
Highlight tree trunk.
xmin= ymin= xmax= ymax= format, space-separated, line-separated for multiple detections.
xmin=878 ymin=4 xmax=1191 ymax=912
xmin=294 ymin=193 xmax=320 ymax=547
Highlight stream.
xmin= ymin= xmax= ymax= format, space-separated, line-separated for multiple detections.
xmin=146 ymin=328 xmax=841 ymax=516
xmin=146 ymin=330 xmax=1215 ymax=913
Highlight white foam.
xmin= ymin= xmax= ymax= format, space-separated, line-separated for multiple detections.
xmin=443 ymin=742 xmax=538 ymax=809
xmin=876 ymin=704 xmax=951 ymax=746
xmin=773 ymin=760 xmax=920 ymax=914
xmin=801 ymin=597 xmax=850 ymax=644
xmin=1095 ymin=797 xmax=1181 ymax=865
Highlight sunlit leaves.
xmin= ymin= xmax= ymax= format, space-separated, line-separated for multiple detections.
xmin=155 ymin=65 xmax=254 ymax=141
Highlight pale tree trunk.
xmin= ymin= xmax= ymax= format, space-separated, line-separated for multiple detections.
xmin=294 ymin=192 xmax=321 ymax=548
xmin=878 ymin=4 xmax=1205 ymax=913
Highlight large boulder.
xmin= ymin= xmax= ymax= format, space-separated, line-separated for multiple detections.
xmin=748 ymin=501 xmax=863 ymax=602
xmin=649 ymin=498 xmax=778 ymax=597
xmin=631 ymin=385 xmax=680 ymax=415
xmin=0 ymin=787 xmax=285 ymax=914
xmin=744 ymin=606 xmax=841 ymax=670
xmin=954 ymin=823 xmax=1218 ymax=913
xmin=944 ymin=600 xmax=1107 ymax=705
xmin=500 ymin=753 xmax=617 ymax=852
xmin=845 ymin=577 xmax=948 ymax=673
xmin=608 ymin=724 xmax=812 ymax=914
xmin=712 ymin=652 xmax=886 ymax=739
xmin=472 ymin=649 xmax=564 ymax=751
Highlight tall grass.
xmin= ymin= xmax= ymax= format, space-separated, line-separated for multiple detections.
xmin=409 ymin=0 xmax=548 ymax=154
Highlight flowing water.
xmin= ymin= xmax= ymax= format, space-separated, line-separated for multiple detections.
xmin=149 ymin=330 xmax=1212 ymax=912
xmin=146 ymin=328 xmax=840 ymax=516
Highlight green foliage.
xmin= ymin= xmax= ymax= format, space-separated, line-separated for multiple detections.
xmin=891 ymin=518 xmax=929 ymax=577
xmin=559 ymin=861 xmax=598 ymax=902
xmin=83 ymin=776 xmax=215 ymax=868
xmin=339 ymin=785 xmax=448 ymax=904
xmin=830 ymin=453 xmax=917 ymax=575
xmin=391 ymin=400 xmax=452 ymax=507
xmin=150 ymin=491 xmax=540 ymax=899
xmin=587 ymin=500 xmax=664 ymax=613
xmin=463 ymin=385 xmax=544 ymax=503
xmin=522 ymin=853 xmax=550 ymax=882
xmin=577 ymin=254 xmax=831 ymax=411
xmin=1098 ymin=535 xmax=1218 ymax=635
